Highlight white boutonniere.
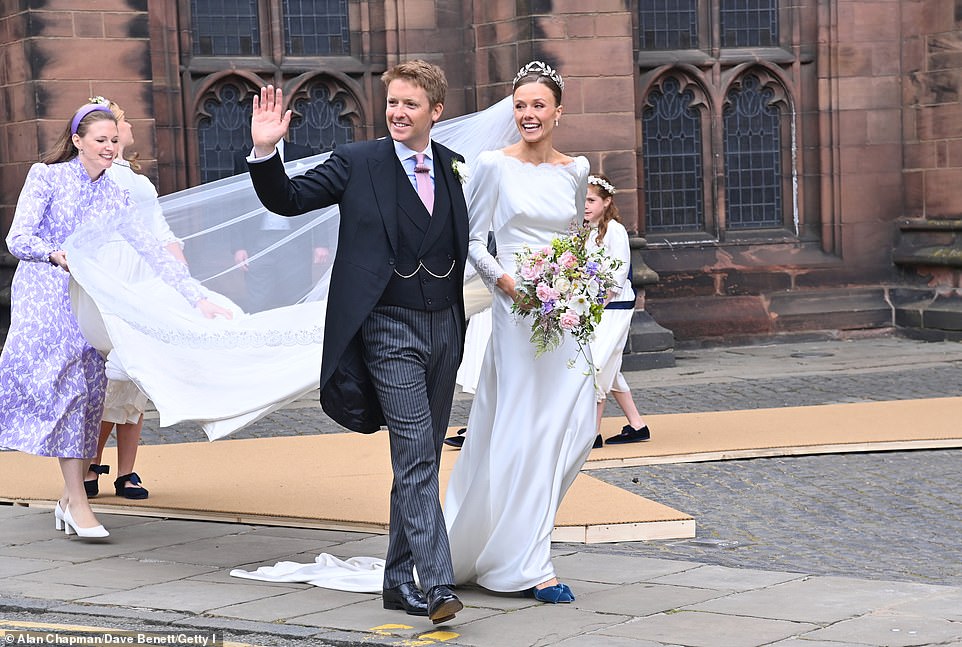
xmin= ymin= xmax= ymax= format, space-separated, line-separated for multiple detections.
xmin=452 ymin=159 xmax=470 ymax=184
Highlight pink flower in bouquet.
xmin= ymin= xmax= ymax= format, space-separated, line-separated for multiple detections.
xmin=536 ymin=282 xmax=560 ymax=302
xmin=520 ymin=260 xmax=545 ymax=281
xmin=559 ymin=310 xmax=580 ymax=330
xmin=558 ymin=250 xmax=578 ymax=269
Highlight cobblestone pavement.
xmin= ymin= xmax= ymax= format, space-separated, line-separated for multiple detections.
xmin=589 ymin=450 xmax=962 ymax=587
xmin=135 ymin=337 xmax=962 ymax=588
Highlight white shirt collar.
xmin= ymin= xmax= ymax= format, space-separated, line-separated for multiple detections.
xmin=394 ymin=140 xmax=432 ymax=163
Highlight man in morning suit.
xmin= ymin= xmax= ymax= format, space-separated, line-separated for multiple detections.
xmin=246 ymin=60 xmax=465 ymax=625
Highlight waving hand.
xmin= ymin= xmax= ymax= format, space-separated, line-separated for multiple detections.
xmin=251 ymin=85 xmax=292 ymax=158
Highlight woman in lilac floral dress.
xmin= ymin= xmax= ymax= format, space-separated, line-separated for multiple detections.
xmin=0 ymin=103 xmax=228 ymax=539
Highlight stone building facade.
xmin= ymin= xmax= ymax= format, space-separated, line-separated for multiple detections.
xmin=1 ymin=0 xmax=960 ymax=346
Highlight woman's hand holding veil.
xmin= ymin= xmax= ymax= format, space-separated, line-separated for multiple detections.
xmin=197 ymin=299 xmax=234 ymax=320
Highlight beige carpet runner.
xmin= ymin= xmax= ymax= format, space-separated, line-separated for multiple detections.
xmin=2 ymin=397 xmax=960 ymax=543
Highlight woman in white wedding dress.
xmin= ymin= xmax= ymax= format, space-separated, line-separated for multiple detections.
xmin=443 ymin=62 xmax=596 ymax=603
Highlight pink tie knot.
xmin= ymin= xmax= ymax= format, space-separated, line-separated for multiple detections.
xmin=415 ymin=153 xmax=430 ymax=173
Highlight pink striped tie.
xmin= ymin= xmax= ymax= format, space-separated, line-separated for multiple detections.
xmin=414 ymin=152 xmax=433 ymax=214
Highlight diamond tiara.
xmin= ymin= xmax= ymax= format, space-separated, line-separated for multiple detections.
xmin=588 ymin=175 xmax=616 ymax=195
xmin=513 ymin=61 xmax=564 ymax=92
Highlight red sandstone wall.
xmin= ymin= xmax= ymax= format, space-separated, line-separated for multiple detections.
xmin=0 ymin=2 xmax=154 ymax=233
xmin=902 ymin=0 xmax=962 ymax=219
xmin=832 ymin=0 xmax=906 ymax=270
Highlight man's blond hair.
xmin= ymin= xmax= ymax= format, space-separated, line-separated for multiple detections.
xmin=381 ymin=59 xmax=448 ymax=107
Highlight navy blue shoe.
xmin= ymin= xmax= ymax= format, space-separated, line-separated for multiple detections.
xmin=605 ymin=425 xmax=651 ymax=444
xmin=522 ymin=583 xmax=575 ymax=603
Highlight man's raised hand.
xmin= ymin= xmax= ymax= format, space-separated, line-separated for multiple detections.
xmin=251 ymin=85 xmax=292 ymax=158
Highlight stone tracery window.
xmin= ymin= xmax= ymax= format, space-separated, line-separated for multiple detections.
xmin=288 ymin=83 xmax=356 ymax=153
xmin=642 ymin=77 xmax=706 ymax=233
xmin=637 ymin=0 xmax=805 ymax=241
xmin=723 ymin=74 xmax=785 ymax=229
xmin=196 ymin=82 xmax=256 ymax=184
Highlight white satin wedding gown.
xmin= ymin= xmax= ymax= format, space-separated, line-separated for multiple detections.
xmin=443 ymin=150 xmax=597 ymax=592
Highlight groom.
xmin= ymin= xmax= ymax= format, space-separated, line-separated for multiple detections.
xmin=246 ymin=60 xmax=465 ymax=625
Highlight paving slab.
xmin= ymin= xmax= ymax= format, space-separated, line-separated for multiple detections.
xmin=686 ymin=576 xmax=952 ymax=624
xmin=79 ymin=578 xmax=301 ymax=614
xmin=0 ymin=554 xmax=70 ymax=579
xmin=11 ymin=555 xmax=216 ymax=589
xmin=447 ymin=604 xmax=632 ymax=647
xmin=128 ymin=531 xmax=335 ymax=567
xmin=206 ymin=586 xmax=378 ymax=622
xmin=601 ymin=610 xmax=819 ymax=647
xmin=648 ymin=563 xmax=805 ymax=592
xmin=803 ymin=612 xmax=962 ymax=646
xmin=573 ymin=581 xmax=724 ymax=616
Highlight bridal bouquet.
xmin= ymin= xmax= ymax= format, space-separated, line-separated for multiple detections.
xmin=512 ymin=224 xmax=623 ymax=362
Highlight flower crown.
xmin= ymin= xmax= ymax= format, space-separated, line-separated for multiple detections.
xmin=588 ymin=175 xmax=616 ymax=195
xmin=513 ymin=61 xmax=564 ymax=92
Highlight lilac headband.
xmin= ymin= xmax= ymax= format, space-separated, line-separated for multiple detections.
xmin=70 ymin=104 xmax=111 ymax=135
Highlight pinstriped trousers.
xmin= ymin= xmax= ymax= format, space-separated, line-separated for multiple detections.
xmin=360 ymin=304 xmax=462 ymax=590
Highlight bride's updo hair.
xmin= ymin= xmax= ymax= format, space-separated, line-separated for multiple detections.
xmin=512 ymin=60 xmax=563 ymax=106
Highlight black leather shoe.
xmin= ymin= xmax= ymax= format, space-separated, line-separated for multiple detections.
xmin=592 ymin=434 xmax=603 ymax=449
xmin=443 ymin=427 xmax=466 ymax=449
xmin=605 ymin=424 xmax=651 ymax=444
xmin=383 ymin=582 xmax=428 ymax=616
xmin=427 ymin=585 xmax=463 ymax=624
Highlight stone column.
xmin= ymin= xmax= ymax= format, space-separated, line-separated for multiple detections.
xmin=894 ymin=0 xmax=962 ymax=339
xmin=622 ymin=236 xmax=675 ymax=370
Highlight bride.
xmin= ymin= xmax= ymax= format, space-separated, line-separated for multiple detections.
xmin=443 ymin=61 xmax=594 ymax=603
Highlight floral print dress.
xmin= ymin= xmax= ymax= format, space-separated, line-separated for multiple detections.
xmin=0 ymin=159 xmax=129 ymax=458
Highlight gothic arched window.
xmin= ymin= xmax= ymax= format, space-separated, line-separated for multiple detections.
xmin=642 ymin=77 xmax=706 ymax=233
xmin=637 ymin=0 xmax=807 ymax=242
xmin=184 ymin=1 xmax=360 ymax=185
xmin=723 ymin=74 xmax=783 ymax=229
xmin=197 ymin=82 xmax=254 ymax=183
xmin=289 ymin=84 xmax=356 ymax=153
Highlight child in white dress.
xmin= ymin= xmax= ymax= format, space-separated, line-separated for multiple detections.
xmin=584 ymin=173 xmax=652 ymax=446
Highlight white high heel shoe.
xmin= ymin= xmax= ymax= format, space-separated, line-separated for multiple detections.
xmin=62 ymin=505 xmax=109 ymax=538
xmin=54 ymin=501 xmax=66 ymax=531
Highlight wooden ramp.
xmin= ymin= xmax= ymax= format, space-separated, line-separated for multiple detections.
xmin=0 ymin=432 xmax=693 ymax=544
xmin=587 ymin=397 xmax=962 ymax=469
xmin=4 ymin=397 xmax=961 ymax=544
